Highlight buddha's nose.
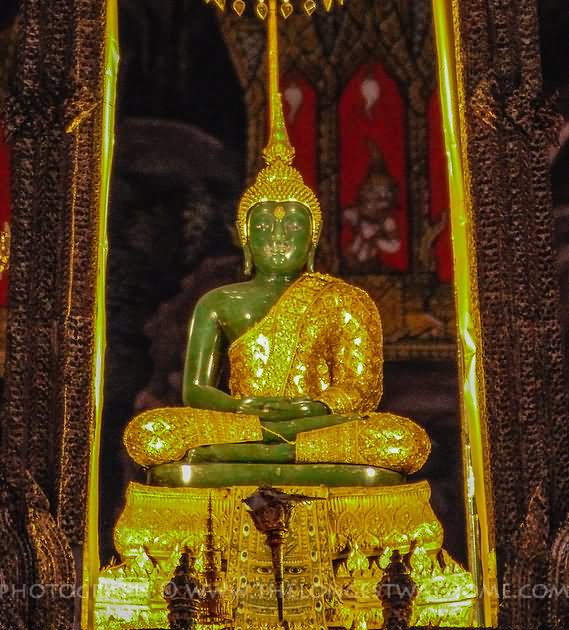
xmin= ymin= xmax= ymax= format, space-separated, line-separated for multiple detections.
xmin=273 ymin=220 xmax=285 ymax=242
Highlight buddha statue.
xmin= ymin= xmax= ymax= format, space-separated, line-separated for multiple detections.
xmin=102 ymin=7 xmax=477 ymax=628
xmin=123 ymin=98 xmax=430 ymax=480
xmin=122 ymin=0 xmax=430 ymax=480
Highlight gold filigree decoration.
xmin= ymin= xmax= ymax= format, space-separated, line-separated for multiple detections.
xmin=124 ymin=274 xmax=430 ymax=472
xmin=236 ymin=157 xmax=322 ymax=248
xmin=232 ymin=0 xmax=246 ymax=15
xmin=272 ymin=204 xmax=286 ymax=219
xmin=124 ymin=407 xmax=262 ymax=467
xmin=206 ymin=0 xmax=345 ymax=18
xmin=228 ymin=272 xmax=384 ymax=414
xmin=95 ymin=481 xmax=476 ymax=629
xmin=280 ymin=0 xmax=293 ymax=19
xmin=296 ymin=413 xmax=431 ymax=474
xmin=470 ymin=77 xmax=498 ymax=130
xmin=0 ymin=221 xmax=10 ymax=274
xmin=64 ymin=86 xmax=98 ymax=134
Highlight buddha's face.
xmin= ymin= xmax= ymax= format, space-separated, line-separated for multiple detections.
xmin=247 ymin=201 xmax=313 ymax=275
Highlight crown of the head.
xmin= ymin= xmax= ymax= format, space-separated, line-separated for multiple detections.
xmin=236 ymin=159 xmax=322 ymax=248
xmin=236 ymin=93 xmax=322 ymax=248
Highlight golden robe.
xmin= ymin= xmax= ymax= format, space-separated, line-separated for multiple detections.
xmin=228 ymin=272 xmax=383 ymax=414
xmin=125 ymin=273 xmax=430 ymax=473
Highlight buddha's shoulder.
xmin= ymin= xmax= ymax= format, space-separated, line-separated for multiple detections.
xmin=304 ymin=272 xmax=374 ymax=302
xmin=197 ymin=281 xmax=257 ymax=307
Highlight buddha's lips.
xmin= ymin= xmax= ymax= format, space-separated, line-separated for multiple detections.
xmin=264 ymin=243 xmax=294 ymax=257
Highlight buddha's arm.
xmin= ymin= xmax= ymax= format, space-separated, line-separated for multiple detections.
xmin=182 ymin=295 xmax=328 ymax=420
xmin=182 ymin=295 xmax=239 ymax=412
xmin=314 ymin=285 xmax=384 ymax=415
xmin=238 ymin=397 xmax=329 ymax=420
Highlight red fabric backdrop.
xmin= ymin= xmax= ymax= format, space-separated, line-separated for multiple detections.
xmin=282 ymin=74 xmax=317 ymax=193
xmin=339 ymin=63 xmax=408 ymax=272
xmin=279 ymin=68 xmax=452 ymax=282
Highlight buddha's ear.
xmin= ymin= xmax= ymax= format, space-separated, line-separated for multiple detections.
xmin=306 ymin=244 xmax=316 ymax=273
xmin=243 ymin=244 xmax=253 ymax=276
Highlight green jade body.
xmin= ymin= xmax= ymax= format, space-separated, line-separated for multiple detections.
xmin=182 ymin=201 xmax=351 ymax=464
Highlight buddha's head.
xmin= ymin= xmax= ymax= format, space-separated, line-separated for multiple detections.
xmin=236 ymin=76 xmax=322 ymax=275
xmin=236 ymin=133 xmax=322 ymax=276
xmin=245 ymin=200 xmax=313 ymax=276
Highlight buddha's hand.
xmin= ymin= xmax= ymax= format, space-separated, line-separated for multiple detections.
xmin=236 ymin=397 xmax=329 ymax=421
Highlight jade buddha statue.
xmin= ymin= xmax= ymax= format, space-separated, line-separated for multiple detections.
xmin=124 ymin=97 xmax=430 ymax=477
xmin=102 ymin=11 xmax=477 ymax=630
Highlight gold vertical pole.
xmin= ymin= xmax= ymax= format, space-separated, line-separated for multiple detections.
xmin=267 ymin=0 xmax=279 ymax=127
xmin=432 ymin=0 xmax=497 ymax=626
xmin=262 ymin=0 xmax=295 ymax=164
xmin=82 ymin=0 xmax=119 ymax=627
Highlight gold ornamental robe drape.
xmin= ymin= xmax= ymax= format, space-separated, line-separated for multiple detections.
xmin=228 ymin=272 xmax=383 ymax=414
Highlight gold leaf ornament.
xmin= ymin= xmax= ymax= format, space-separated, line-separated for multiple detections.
xmin=280 ymin=0 xmax=293 ymax=18
xmin=273 ymin=205 xmax=286 ymax=219
xmin=303 ymin=0 xmax=316 ymax=15
xmin=213 ymin=0 xmax=226 ymax=10
xmin=256 ymin=0 xmax=268 ymax=19
xmin=232 ymin=0 xmax=246 ymax=15
xmin=323 ymin=0 xmax=333 ymax=10
xmin=0 ymin=222 xmax=10 ymax=275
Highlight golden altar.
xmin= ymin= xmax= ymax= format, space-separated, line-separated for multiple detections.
xmin=95 ymin=479 xmax=476 ymax=629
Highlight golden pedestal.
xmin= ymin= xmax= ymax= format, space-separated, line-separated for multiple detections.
xmin=95 ymin=481 xmax=476 ymax=629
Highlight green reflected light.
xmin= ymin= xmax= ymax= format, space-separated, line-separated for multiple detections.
xmin=432 ymin=0 xmax=497 ymax=626
xmin=83 ymin=0 xmax=119 ymax=627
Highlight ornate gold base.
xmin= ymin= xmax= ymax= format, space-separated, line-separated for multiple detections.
xmin=95 ymin=481 xmax=476 ymax=629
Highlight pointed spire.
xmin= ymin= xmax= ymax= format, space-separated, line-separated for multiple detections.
xmin=262 ymin=0 xmax=295 ymax=166
xmin=234 ymin=0 xmax=323 ymax=249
